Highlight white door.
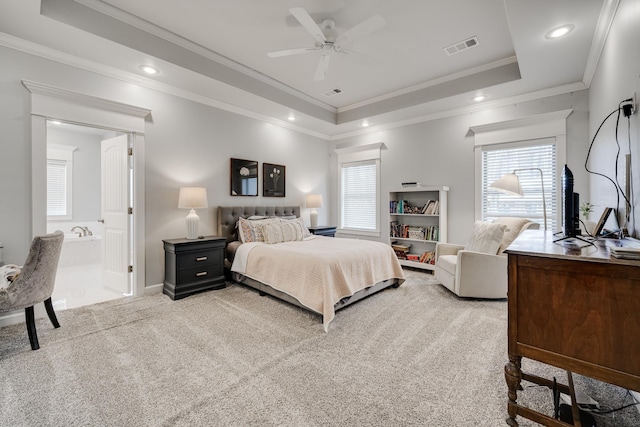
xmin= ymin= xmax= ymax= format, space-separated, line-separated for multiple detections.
xmin=101 ymin=135 xmax=130 ymax=294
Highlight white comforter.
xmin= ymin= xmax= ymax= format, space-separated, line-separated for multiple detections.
xmin=231 ymin=235 xmax=405 ymax=330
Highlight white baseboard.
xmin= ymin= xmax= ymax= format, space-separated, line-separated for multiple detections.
xmin=143 ymin=283 xmax=163 ymax=295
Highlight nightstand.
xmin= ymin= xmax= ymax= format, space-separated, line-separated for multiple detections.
xmin=308 ymin=226 xmax=337 ymax=237
xmin=162 ymin=236 xmax=226 ymax=300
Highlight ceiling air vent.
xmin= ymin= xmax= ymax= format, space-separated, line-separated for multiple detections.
xmin=444 ymin=36 xmax=479 ymax=56
xmin=323 ymin=88 xmax=343 ymax=97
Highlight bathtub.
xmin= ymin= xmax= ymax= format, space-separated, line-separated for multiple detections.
xmin=48 ymin=221 xmax=103 ymax=268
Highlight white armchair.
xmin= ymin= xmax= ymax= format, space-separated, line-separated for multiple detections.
xmin=434 ymin=218 xmax=539 ymax=299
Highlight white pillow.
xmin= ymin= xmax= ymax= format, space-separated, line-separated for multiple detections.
xmin=493 ymin=217 xmax=532 ymax=253
xmin=465 ymin=221 xmax=507 ymax=255
xmin=261 ymin=219 xmax=308 ymax=244
xmin=237 ymin=217 xmax=280 ymax=243
xmin=279 ymin=217 xmax=311 ymax=238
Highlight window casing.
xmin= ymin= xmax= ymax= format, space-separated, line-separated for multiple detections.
xmin=481 ymin=139 xmax=557 ymax=230
xmin=336 ymin=143 xmax=382 ymax=236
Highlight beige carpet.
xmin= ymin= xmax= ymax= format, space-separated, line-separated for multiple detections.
xmin=1 ymin=270 xmax=637 ymax=426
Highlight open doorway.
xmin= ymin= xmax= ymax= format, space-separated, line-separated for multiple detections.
xmin=46 ymin=120 xmax=132 ymax=310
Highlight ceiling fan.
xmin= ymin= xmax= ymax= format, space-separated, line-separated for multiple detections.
xmin=267 ymin=7 xmax=386 ymax=81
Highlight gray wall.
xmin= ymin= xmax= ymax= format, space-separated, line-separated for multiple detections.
xmin=0 ymin=46 xmax=330 ymax=287
xmin=332 ymin=90 xmax=590 ymax=245
xmin=588 ymin=0 xmax=640 ymax=237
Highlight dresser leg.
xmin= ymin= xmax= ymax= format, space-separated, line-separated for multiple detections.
xmin=505 ymin=357 xmax=522 ymax=426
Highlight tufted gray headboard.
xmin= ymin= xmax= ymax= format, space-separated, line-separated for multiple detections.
xmin=217 ymin=206 xmax=301 ymax=243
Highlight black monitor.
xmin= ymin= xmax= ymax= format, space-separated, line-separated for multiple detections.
xmin=561 ymin=165 xmax=581 ymax=238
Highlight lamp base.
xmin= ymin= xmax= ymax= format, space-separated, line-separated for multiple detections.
xmin=310 ymin=210 xmax=318 ymax=228
xmin=185 ymin=209 xmax=200 ymax=239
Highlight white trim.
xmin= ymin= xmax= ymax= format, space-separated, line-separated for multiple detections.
xmin=23 ymin=82 xmax=148 ymax=299
xmin=469 ymin=109 xmax=573 ymax=146
xmin=582 ymin=0 xmax=620 ymax=86
xmin=471 ymin=111 xmax=570 ymax=221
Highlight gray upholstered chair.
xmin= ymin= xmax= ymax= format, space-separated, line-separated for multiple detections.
xmin=0 ymin=231 xmax=64 ymax=350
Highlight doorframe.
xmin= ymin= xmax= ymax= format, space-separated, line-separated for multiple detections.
xmin=24 ymin=80 xmax=150 ymax=298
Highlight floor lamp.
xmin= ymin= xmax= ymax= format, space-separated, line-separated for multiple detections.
xmin=490 ymin=168 xmax=547 ymax=231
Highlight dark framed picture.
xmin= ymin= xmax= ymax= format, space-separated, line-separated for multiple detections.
xmin=263 ymin=163 xmax=285 ymax=197
xmin=230 ymin=158 xmax=258 ymax=196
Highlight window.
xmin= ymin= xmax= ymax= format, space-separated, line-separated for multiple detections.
xmin=340 ymin=160 xmax=378 ymax=232
xmin=481 ymin=139 xmax=557 ymax=230
xmin=336 ymin=143 xmax=382 ymax=236
xmin=47 ymin=144 xmax=76 ymax=219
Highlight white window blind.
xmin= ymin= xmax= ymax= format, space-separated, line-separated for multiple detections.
xmin=340 ymin=160 xmax=378 ymax=231
xmin=47 ymin=160 xmax=69 ymax=217
xmin=482 ymin=139 xmax=557 ymax=230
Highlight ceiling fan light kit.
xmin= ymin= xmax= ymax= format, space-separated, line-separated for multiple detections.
xmin=268 ymin=7 xmax=386 ymax=81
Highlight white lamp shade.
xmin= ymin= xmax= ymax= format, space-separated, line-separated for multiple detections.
xmin=178 ymin=187 xmax=208 ymax=209
xmin=489 ymin=173 xmax=523 ymax=197
xmin=306 ymin=194 xmax=323 ymax=209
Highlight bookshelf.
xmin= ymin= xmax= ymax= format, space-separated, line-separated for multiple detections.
xmin=389 ymin=186 xmax=448 ymax=271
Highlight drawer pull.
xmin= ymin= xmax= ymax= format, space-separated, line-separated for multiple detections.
xmin=196 ymin=256 xmax=208 ymax=261
xmin=195 ymin=272 xmax=208 ymax=277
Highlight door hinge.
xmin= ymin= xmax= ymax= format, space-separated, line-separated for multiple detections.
xmin=128 ymin=265 xmax=133 ymax=273
xmin=128 ymin=147 xmax=133 ymax=156
xmin=128 ymin=207 xmax=133 ymax=214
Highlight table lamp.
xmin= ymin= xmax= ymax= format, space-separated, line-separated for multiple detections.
xmin=178 ymin=187 xmax=208 ymax=239
xmin=306 ymin=194 xmax=323 ymax=228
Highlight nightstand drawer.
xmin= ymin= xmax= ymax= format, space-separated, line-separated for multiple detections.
xmin=178 ymin=264 xmax=223 ymax=284
xmin=178 ymin=249 xmax=219 ymax=270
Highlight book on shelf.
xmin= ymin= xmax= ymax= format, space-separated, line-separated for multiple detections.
xmin=391 ymin=242 xmax=411 ymax=252
xmin=390 ymin=223 xmax=439 ymax=241
xmin=421 ymin=200 xmax=439 ymax=215
xmin=419 ymin=251 xmax=436 ymax=264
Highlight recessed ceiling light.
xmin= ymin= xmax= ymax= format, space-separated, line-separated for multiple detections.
xmin=545 ymin=24 xmax=575 ymax=39
xmin=472 ymin=95 xmax=486 ymax=102
xmin=361 ymin=120 xmax=369 ymax=127
xmin=288 ymin=113 xmax=296 ymax=121
xmin=139 ymin=65 xmax=159 ymax=75
xmin=49 ymin=120 xmax=62 ymax=125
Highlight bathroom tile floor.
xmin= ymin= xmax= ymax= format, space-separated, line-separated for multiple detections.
xmin=52 ymin=263 xmax=125 ymax=310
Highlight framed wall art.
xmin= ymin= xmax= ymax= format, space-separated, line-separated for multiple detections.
xmin=263 ymin=163 xmax=285 ymax=197
xmin=230 ymin=158 xmax=258 ymax=196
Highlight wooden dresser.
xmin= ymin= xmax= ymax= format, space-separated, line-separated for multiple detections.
xmin=504 ymin=230 xmax=640 ymax=426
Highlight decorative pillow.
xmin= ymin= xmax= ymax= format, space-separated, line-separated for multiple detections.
xmin=261 ymin=218 xmax=308 ymax=244
xmin=465 ymin=221 xmax=507 ymax=255
xmin=493 ymin=217 xmax=532 ymax=254
xmin=237 ymin=217 xmax=281 ymax=243
xmin=279 ymin=217 xmax=311 ymax=238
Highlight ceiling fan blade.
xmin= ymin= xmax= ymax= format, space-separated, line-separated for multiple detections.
xmin=314 ymin=54 xmax=331 ymax=81
xmin=289 ymin=7 xmax=326 ymax=45
xmin=335 ymin=15 xmax=386 ymax=46
xmin=267 ymin=47 xmax=319 ymax=58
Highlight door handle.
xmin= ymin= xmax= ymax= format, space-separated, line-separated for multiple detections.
xmin=195 ymin=272 xmax=208 ymax=277
xmin=196 ymin=256 xmax=208 ymax=261
xmin=98 ymin=219 xmax=105 ymax=223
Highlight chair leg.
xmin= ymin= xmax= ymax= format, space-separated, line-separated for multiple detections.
xmin=25 ymin=306 xmax=40 ymax=350
xmin=44 ymin=297 xmax=60 ymax=328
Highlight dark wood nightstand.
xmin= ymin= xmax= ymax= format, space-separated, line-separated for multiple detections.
xmin=308 ymin=226 xmax=337 ymax=237
xmin=162 ymin=236 xmax=226 ymax=300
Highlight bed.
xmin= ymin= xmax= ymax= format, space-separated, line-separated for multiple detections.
xmin=217 ymin=206 xmax=405 ymax=331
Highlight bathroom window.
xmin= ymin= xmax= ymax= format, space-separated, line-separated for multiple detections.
xmin=47 ymin=144 xmax=76 ymax=220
